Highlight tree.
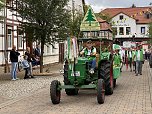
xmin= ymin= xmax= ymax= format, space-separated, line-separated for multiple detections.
xmin=131 ymin=4 xmax=136 ymax=8
xmin=15 ymin=0 xmax=71 ymax=73
xmin=85 ymin=8 xmax=96 ymax=26
xmin=0 ymin=0 xmax=5 ymax=19
xmin=96 ymin=13 xmax=111 ymax=23
xmin=148 ymin=21 xmax=152 ymax=45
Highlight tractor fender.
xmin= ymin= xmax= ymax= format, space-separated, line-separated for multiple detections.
xmin=98 ymin=53 xmax=113 ymax=67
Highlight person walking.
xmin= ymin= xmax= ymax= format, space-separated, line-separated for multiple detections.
xmin=132 ymin=48 xmax=136 ymax=72
xmin=134 ymin=45 xmax=144 ymax=76
xmin=128 ymin=48 xmax=133 ymax=72
xmin=10 ymin=45 xmax=20 ymax=80
xmin=25 ymin=47 xmax=34 ymax=78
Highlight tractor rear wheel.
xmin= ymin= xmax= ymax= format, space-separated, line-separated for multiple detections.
xmin=97 ymin=79 xmax=105 ymax=104
xmin=50 ymin=80 xmax=61 ymax=104
xmin=63 ymin=61 xmax=70 ymax=84
xmin=65 ymin=89 xmax=79 ymax=95
xmin=99 ymin=61 xmax=113 ymax=95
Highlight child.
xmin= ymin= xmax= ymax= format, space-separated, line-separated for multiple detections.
xmin=22 ymin=55 xmax=30 ymax=79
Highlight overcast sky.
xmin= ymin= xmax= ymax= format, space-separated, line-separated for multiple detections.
xmin=85 ymin=0 xmax=152 ymax=12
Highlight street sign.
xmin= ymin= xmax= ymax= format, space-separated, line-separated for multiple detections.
xmin=123 ymin=41 xmax=136 ymax=48
xmin=80 ymin=6 xmax=100 ymax=32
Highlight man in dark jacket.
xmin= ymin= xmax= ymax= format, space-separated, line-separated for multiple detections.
xmin=10 ymin=45 xmax=20 ymax=80
xmin=34 ymin=45 xmax=41 ymax=57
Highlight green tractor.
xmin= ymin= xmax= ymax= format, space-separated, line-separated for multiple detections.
xmin=50 ymin=38 xmax=114 ymax=104
xmin=50 ymin=6 xmax=115 ymax=104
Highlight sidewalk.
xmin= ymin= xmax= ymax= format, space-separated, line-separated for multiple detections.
xmin=0 ymin=63 xmax=62 ymax=80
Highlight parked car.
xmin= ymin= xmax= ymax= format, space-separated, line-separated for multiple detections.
xmin=149 ymin=53 xmax=152 ymax=68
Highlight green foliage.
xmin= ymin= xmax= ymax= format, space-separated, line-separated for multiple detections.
xmin=16 ymin=0 xmax=71 ymax=44
xmin=131 ymin=4 xmax=136 ymax=8
xmin=0 ymin=0 xmax=5 ymax=9
xmin=148 ymin=21 xmax=152 ymax=45
xmin=85 ymin=8 xmax=96 ymax=26
xmin=96 ymin=13 xmax=111 ymax=23
xmin=15 ymin=0 xmax=71 ymax=72
xmin=112 ymin=27 xmax=117 ymax=39
xmin=0 ymin=0 xmax=5 ymax=20
xmin=69 ymin=12 xmax=83 ymax=38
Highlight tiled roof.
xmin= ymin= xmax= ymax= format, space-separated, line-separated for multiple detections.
xmin=100 ymin=7 xmax=152 ymax=24
xmin=97 ymin=18 xmax=112 ymax=31
xmin=97 ymin=17 xmax=106 ymax=23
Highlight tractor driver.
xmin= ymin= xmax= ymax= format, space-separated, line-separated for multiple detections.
xmin=80 ymin=40 xmax=97 ymax=74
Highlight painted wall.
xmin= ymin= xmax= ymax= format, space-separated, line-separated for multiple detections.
xmin=136 ymin=24 xmax=149 ymax=37
xmin=112 ymin=13 xmax=137 ymax=38
xmin=111 ymin=13 xmax=150 ymax=39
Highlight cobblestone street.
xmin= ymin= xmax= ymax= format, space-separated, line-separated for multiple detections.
xmin=0 ymin=62 xmax=152 ymax=114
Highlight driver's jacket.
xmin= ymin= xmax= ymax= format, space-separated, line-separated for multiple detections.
xmin=82 ymin=47 xmax=96 ymax=60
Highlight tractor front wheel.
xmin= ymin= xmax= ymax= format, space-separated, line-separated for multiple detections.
xmin=97 ymin=79 xmax=105 ymax=104
xmin=65 ymin=89 xmax=79 ymax=95
xmin=50 ymin=80 xmax=61 ymax=104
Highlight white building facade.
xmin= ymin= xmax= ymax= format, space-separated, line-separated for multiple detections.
xmin=101 ymin=7 xmax=152 ymax=47
xmin=111 ymin=13 xmax=149 ymax=39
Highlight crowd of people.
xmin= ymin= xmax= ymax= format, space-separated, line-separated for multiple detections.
xmin=118 ymin=45 xmax=145 ymax=76
xmin=79 ymin=39 xmax=147 ymax=77
xmin=10 ymin=45 xmax=41 ymax=80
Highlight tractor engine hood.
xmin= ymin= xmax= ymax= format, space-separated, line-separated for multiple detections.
xmin=77 ymin=57 xmax=91 ymax=64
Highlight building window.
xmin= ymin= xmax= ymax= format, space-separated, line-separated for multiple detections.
xmin=119 ymin=27 xmax=124 ymax=35
xmin=126 ymin=27 xmax=131 ymax=35
xmin=7 ymin=0 xmax=13 ymax=8
xmin=119 ymin=15 xmax=123 ymax=20
xmin=83 ymin=32 xmax=88 ymax=37
xmin=47 ymin=46 xmax=50 ymax=54
xmin=7 ymin=29 xmax=12 ymax=48
xmin=141 ymin=27 xmax=145 ymax=34
xmin=18 ymin=29 xmax=23 ymax=48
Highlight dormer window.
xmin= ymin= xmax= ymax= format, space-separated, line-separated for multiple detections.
xmin=141 ymin=27 xmax=145 ymax=34
xmin=144 ymin=12 xmax=152 ymax=19
xmin=120 ymin=15 xmax=123 ymax=20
